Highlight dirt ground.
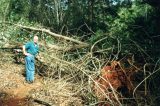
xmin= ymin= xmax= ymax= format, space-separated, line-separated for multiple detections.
xmin=0 ymin=52 xmax=82 ymax=106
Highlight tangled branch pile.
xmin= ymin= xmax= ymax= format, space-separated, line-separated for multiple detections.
xmin=0 ymin=23 xmax=158 ymax=106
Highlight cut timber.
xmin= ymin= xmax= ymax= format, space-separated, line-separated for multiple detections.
xmin=14 ymin=24 xmax=89 ymax=46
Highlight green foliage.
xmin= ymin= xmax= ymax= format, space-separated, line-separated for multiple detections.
xmin=8 ymin=0 xmax=30 ymax=21
xmin=1 ymin=0 xmax=159 ymax=59
xmin=0 ymin=0 xmax=10 ymax=21
xmin=109 ymin=4 xmax=153 ymax=38
xmin=89 ymin=30 xmax=104 ymax=44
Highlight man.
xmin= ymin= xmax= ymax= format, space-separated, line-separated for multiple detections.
xmin=23 ymin=35 xmax=39 ymax=84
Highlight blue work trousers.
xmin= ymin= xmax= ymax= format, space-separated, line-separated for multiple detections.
xmin=25 ymin=55 xmax=35 ymax=82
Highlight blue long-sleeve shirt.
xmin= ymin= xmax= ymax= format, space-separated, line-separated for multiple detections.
xmin=25 ymin=41 xmax=39 ymax=56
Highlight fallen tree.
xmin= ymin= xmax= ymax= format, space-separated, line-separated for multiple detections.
xmin=0 ymin=22 xmax=89 ymax=51
xmin=14 ymin=24 xmax=88 ymax=45
xmin=0 ymin=22 xmax=89 ymax=46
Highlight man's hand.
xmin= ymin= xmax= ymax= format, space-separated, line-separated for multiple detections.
xmin=24 ymin=53 xmax=31 ymax=56
xmin=23 ymin=45 xmax=31 ymax=56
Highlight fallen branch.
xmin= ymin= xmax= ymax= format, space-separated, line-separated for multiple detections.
xmin=33 ymin=99 xmax=52 ymax=106
xmin=14 ymin=24 xmax=89 ymax=46
xmin=0 ymin=22 xmax=89 ymax=51
xmin=46 ymin=43 xmax=88 ymax=51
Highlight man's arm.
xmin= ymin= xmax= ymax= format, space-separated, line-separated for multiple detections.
xmin=23 ymin=45 xmax=29 ymax=56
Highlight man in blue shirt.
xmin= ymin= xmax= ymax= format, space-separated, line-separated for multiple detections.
xmin=23 ymin=35 xmax=39 ymax=84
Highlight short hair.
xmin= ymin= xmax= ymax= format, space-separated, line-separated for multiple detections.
xmin=34 ymin=35 xmax=38 ymax=39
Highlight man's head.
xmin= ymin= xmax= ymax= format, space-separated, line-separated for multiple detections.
xmin=33 ymin=35 xmax=38 ymax=44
